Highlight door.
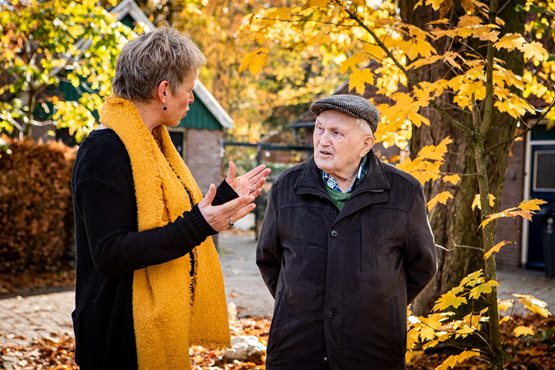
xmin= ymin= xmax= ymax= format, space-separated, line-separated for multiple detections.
xmin=526 ymin=144 xmax=555 ymax=270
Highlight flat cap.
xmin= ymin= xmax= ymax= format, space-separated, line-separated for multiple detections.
xmin=310 ymin=94 xmax=379 ymax=133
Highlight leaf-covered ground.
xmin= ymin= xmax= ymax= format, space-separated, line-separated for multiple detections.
xmin=1 ymin=315 xmax=554 ymax=369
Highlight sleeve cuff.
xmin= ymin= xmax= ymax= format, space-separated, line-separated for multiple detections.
xmin=177 ymin=205 xmax=217 ymax=245
xmin=213 ymin=179 xmax=239 ymax=206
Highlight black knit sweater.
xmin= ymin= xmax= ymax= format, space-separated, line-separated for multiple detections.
xmin=71 ymin=129 xmax=237 ymax=369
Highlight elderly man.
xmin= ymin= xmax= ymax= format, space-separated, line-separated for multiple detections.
xmin=256 ymin=94 xmax=437 ymax=370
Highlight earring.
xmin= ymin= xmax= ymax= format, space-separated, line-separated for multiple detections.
xmin=163 ymin=106 xmax=167 ymax=111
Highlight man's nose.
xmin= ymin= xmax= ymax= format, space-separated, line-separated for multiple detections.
xmin=320 ymin=131 xmax=331 ymax=145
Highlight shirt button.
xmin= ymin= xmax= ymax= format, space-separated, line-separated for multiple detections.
xmin=325 ymin=309 xmax=333 ymax=318
xmin=323 ymin=356 xmax=328 ymax=362
xmin=330 ymin=230 xmax=338 ymax=237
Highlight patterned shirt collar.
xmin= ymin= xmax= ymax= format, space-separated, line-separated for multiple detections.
xmin=321 ymin=155 xmax=368 ymax=193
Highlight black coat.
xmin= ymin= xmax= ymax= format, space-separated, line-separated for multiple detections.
xmin=256 ymin=153 xmax=437 ymax=370
xmin=71 ymin=129 xmax=236 ymax=369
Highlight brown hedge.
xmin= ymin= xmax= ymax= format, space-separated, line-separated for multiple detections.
xmin=0 ymin=137 xmax=76 ymax=272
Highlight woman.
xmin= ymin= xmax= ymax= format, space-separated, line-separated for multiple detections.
xmin=71 ymin=27 xmax=270 ymax=369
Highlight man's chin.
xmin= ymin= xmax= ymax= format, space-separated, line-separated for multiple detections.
xmin=314 ymin=158 xmax=333 ymax=172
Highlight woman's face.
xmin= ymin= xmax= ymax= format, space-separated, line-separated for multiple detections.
xmin=163 ymin=70 xmax=198 ymax=127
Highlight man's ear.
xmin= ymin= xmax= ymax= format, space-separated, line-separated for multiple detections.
xmin=156 ymin=81 xmax=169 ymax=103
xmin=360 ymin=134 xmax=375 ymax=157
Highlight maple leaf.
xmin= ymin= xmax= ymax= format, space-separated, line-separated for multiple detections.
xmin=239 ymin=48 xmax=269 ymax=75
xmin=522 ymin=41 xmax=549 ymax=62
xmin=436 ymin=350 xmax=481 ymax=370
xmin=471 ymin=193 xmax=496 ymax=210
xmin=494 ymin=33 xmax=525 ymax=52
xmin=340 ymin=53 xmax=366 ymax=74
xmin=363 ymin=44 xmax=386 ymax=60
xmin=307 ymin=0 xmax=328 ymax=7
xmin=513 ymin=294 xmax=551 ymax=318
xmin=442 ymin=174 xmax=460 ymax=185
xmin=426 ymin=191 xmax=454 ymax=211
xmin=457 ymin=15 xmax=481 ymax=27
xmin=513 ymin=326 xmax=535 ymax=337
xmin=349 ymin=68 xmax=374 ymax=95
xmin=484 ymin=240 xmax=511 ymax=260
xmin=518 ymin=198 xmax=547 ymax=212
xmin=433 ymin=290 xmax=467 ymax=311
xmin=497 ymin=299 xmax=514 ymax=313
xmin=460 ymin=269 xmax=484 ymax=287
xmin=469 ymin=279 xmax=499 ymax=300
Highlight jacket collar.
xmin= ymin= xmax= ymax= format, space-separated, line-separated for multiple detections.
xmin=295 ymin=151 xmax=391 ymax=224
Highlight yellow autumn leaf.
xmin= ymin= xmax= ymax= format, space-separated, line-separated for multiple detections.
xmin=494 ymin=33 xmax=526 ymax=52
xmin=307 ymin=0 xmax=328 ymax=7
xmin=513 ymin=326 xmax=535 ymax=337
xmin=436 ymin=350 xmax=481 ymax=370
xmin=469 ymin=280 xmax=499 ymax=300
xmin=460 ymin=269 xmax=484 ymax=287
xmin=484 ymin=241 xmax=511 ymax=260
xmin=522 ymin=41 xmax=549 ymax=62
xmin=414 ymin=0 xmax=447 ymax=11
xmin=458 ymin=15 xmax=481 ymax=27
xmin=499 ymin=316 xmax=511 ymax=324
xmin=239 ymin=48 xmax=269 ymax=75
xmin=471 ymin=194 xmax=496 ymax=210
xmin=518 ymin=198 xmax=547 ymax=212
xmin=363 ymin=44 xmax=386 ymax=60
xmin=443 ymin=174 xmax=460 ymax=185
xmin=349 ymin=68 xmax=374 ymax=95
xmin=426 ymin=191 xmax=454 ymax=211
xmin=433 ymin=290 xmax=467 ymax=311
xmin=419 ymin=325 xmax=436 ymax=341
xmin=407 ymin=56 xmax=442 ymax=70
xmin=455 ymin=325 xmax=475 ymax=338
xmin=498 ymin=299 xmax=514 ymax=313
xmin=340 ymin=53 xmax=367 ymax=74
xmin=513 ymin=294 xmax=551 ymax=318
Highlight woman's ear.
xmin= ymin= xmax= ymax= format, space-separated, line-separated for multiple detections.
xmin=157 ymin=81 xmax=169 ymax=103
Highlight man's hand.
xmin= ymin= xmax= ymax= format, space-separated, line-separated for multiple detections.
xmin=226 ymin=161 xmax=271 ymax=198
xmin=198 ymin=183 xmax=256 ymax=232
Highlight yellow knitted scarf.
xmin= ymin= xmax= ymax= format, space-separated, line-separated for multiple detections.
xmin=99 ymin=96 xmax=230 ymax=370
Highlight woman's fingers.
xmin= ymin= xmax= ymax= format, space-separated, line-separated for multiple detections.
xmin=226 ymin=161 xmax=237 ymax=184
xmin=231 ymin=203 xmax=256 ymax=223
xmin=199 ymin=183 xmax=216 ymax=208
xmin=246 ymin=165 xmax=271 ymax=184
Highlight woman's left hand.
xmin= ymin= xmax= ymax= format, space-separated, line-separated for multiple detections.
xmin=226 ymin=161 xmax=271 ymax=197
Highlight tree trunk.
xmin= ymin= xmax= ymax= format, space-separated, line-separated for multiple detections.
xmin=398 ymin=0 xmax=525 ymax=316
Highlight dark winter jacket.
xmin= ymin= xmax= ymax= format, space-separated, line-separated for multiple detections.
xmin=71 ymin=129 xmax=236 ymax=370
xmin=256 ymin=152 xmax=437 ymax=370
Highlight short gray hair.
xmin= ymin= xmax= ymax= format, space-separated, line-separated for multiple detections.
xmin=112 ymin=27 xmax=206 ymax=101
xmin=355 ymin=118 xmax=373 ymax=136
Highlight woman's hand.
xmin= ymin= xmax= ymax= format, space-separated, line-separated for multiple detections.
xmin=226 ymin=161 xmax=271 ymax=198
xmin=198 ymin=183 xmax=256 ymax=232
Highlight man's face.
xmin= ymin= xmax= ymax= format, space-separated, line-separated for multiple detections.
xmin=313 ymin=110 xmax=374 ymax=181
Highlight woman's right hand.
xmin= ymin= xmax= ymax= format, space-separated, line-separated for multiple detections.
xmin=198 ymin=183 xmax=256 ymax=232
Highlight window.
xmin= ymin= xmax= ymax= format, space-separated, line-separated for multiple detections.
xmin=533 ymin=150 xmax=555 ymax=192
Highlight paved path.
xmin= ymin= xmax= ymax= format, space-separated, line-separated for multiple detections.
xmin=1 ymin=232 xmax=554 ymax=350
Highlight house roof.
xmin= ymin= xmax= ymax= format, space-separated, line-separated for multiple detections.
xmin=111 ymin=0 xmax=233 ymax=129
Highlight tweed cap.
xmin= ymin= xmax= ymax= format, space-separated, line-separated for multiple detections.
xmin=310 ymin=94 xmax=379 ymax=133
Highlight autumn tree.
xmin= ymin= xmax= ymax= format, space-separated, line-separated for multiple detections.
xmin=239 ymin=0 xmax=554 ymax=368
xmin=0 ymin=0 xmax=135 ymax=141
